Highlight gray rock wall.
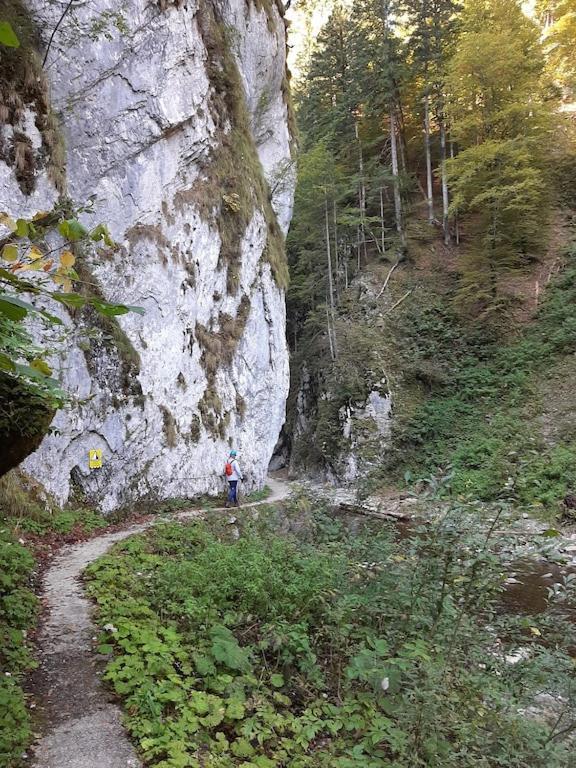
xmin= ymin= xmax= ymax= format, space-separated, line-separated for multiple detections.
xmin=0 ymin=0 xmax=295 ymax=511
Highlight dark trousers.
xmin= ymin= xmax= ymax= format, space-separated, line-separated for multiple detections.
xmin=227 ymin=480 xmax=238 ymax=504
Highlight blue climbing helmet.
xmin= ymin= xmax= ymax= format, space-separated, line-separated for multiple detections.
xmin=230 ymin=450 xmax=237 ymax=458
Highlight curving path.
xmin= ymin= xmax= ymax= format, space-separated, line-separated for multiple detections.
xmin=31 ymin=477 xmax=292 ymax=768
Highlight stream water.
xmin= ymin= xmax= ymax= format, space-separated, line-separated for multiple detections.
xmin=334 ymin=506 xmax=576 ymax=628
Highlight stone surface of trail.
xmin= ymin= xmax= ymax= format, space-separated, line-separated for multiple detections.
xmin=32 ymin=477 xmax=291 ymax=768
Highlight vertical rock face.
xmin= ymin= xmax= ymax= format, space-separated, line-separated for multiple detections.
xmin=0 ymin=0 xmax=295 ymax=511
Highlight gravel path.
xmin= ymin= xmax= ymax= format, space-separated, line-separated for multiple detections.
xmin=31 ymin=477 xmax=291 ymax=768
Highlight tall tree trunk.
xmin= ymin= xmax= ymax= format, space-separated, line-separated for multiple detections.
xmin=379 ymin=186 xmax=386 ymax=256
xmin=424 ymin=93 xmax=435 ymax=225
xmin=355 ymin=122 xmax=368 ymax=263
xmin=325 ymin=303 xmax=335 ymax=362
xmin=333 ymin=199 xmax=340 ymax=303
xmin=325 ymin=196 xmax=338 ymax=358
xmin=390 ymin=109 xmax=404 ymax=245
xmin=439 ymin=117 xmax=450 ymax=245
xmin=450 ymin=138 xmax=460 ymax=245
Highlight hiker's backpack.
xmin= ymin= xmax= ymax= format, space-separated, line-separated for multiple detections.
xmin=225 ymin=461 xmax=233 ymax=477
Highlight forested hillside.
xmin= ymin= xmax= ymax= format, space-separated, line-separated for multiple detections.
xmin=285 ymin=0 xmax=576 ymax=515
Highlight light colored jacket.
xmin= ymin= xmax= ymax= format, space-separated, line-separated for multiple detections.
xmin=228 ymin=459 xmax=243 ymax=482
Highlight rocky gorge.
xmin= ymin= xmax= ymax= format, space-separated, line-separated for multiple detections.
xmin=0 ymin=0 xmax=295 ymax=511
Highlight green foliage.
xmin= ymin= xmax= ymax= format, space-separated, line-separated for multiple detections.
xmin=85 ymin=505 xmax=575 ymax=767
xmin=0 ymin=20 xmax=18 ymax=47
xmin=0 ymin=531 xmax=38 ymax=766
xmin=384 ymin=245 xmax=576 ymax=513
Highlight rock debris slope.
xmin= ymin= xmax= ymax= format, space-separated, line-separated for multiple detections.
xmin=0 ymin=0 xmax=295 ymax=511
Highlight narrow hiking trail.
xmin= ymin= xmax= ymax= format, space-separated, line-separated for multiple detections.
xmin=31 ymin=477 xmax=292 ymax=768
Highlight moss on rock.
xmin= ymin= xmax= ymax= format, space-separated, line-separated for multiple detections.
xmin=193 ymin=0 xmax=288 ymax=294
xmin=0 ymin=0 xmax=66 ymax=193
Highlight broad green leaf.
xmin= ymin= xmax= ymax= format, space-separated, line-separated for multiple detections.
xmin=0 ymin=267 xmax=20 ymax=283
xmin=15 ymin=219 xmax=29 ymax=237
xmin=1 ymin=294 xmax=39 ymax=313
xmin=230 ymin=739 xmax=254 ymax=758
xmin=0 ymin=21 xmax=20 ymax=48
xmin=90 ymin=223 xmax=115 ymax=247
xmin=0 ymin=352 xmax=15 ymax=372
xmin=58 ymin=218 xmax=88 ymax=242
xmin=53 ymin=292 xmax=87 ymax=309
xmin=97 ymin=643 xmax=115 ymax=654
xmin=2 ymin=244 xmax=18 ymax=262
xmin=90 ymin=299 xmax=130 ymax=317
xmin=0 ymin=297 xmax=27 ymax=320
xmin=14 ymin=362 xmax=59 ymax=387
xmin=225 ymin=699 xmax=245 ymax=719
xmin=270 ymin=673 xmax=284 ymax=688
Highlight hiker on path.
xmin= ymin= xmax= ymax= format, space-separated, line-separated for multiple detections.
xmin=224 ymin=450 xmax=243 ymax=507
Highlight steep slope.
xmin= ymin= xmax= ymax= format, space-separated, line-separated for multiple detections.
xmin=0 ymin=0 xmax=295 ymax=511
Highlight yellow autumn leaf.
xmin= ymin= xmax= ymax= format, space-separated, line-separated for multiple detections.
xmin=30 ymin=358 xmax=52 ymax=376
xmin=32 ymin=211 xmax=49 ymax=220
xmin=0 ymin=213 xmax=17 ymax=232
xmin=530 ymin=627 xmax=542 ymax=636
xmin=22 ymin=260 xmax=43 ymax=272
xmin=60 ymin=250 xmax=76 ymax=268
xmin=52 ymin=275 xmax=73 ymax=292
xmin=28 ymin=245 xmax=43 ymax=261
xmin=1 ymin=244 xmax=18 ymax=262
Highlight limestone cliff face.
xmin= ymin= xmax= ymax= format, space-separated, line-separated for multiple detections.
xmin=0 ymin=0 xmax=295 ymax=511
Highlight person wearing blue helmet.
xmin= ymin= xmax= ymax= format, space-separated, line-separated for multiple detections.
xmin=224 ymin=449 xmax=243 ymax=507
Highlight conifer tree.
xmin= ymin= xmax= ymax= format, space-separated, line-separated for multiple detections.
xmin=446 ymin=0 xmax=554 ymax=316
xmin=404 ymin=0 xmax=460 ymax=234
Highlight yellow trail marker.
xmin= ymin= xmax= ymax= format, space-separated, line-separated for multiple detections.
xmin=89 ymin=449 xmax=103 ymax=469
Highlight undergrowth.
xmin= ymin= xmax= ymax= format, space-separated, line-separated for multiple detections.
xmin=385 ymin=243 xmax=576 ymax=516
xmin=85 ymin=499 xmax=574 ymax=767
xmin=0 ymin=472 xmax=109 ymax=766
xmin=0 ymin=530 xmax=37 ymax=767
